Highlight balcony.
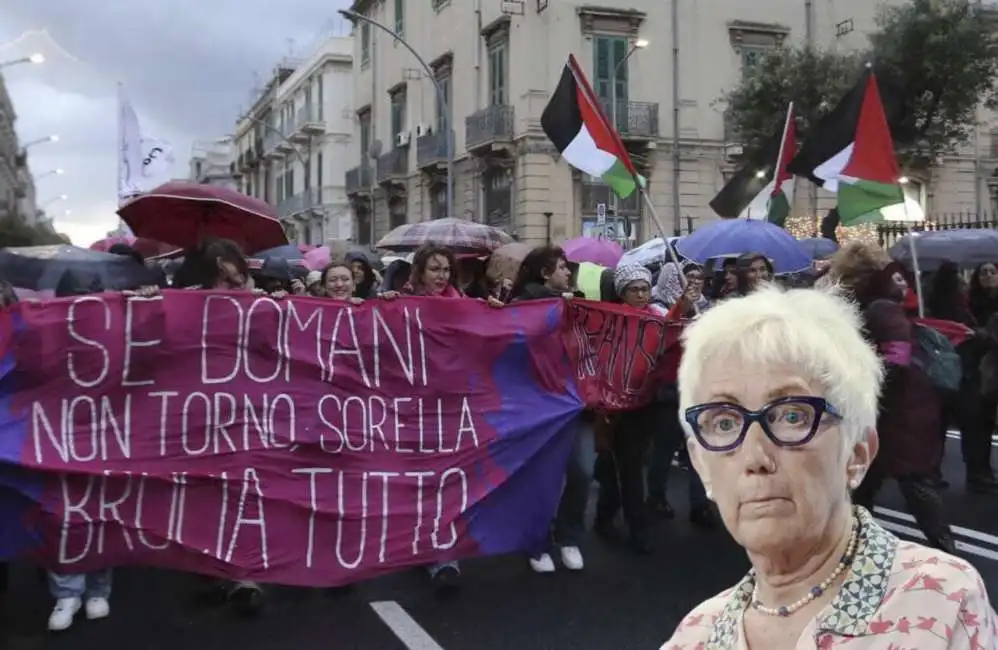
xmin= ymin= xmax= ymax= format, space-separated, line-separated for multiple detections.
xmin=238 ymin=152 xmax=248 ymax=171
xmin=416 ymin=129 xmax=450 ymax=169
xmin=263 ymin=131 xmax=284 ymax=159
xmin=601 ymin=101 xmax=659 ymax=139
xmin=345 ymin=165 xmax=373 ymax=196
xmin=277 ymin=187 xmax=321 ymax=218
xmin=465 ymin=105 xmax=514 ymax=153
xmin=376 ymin=148 xmax=409 ymax=185
xmin=293 ymin=105 xmax=325 ymax=139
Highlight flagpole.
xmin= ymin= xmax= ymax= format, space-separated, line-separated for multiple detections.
xmin=116 ymin=81 xmax=124 ymax=210
xmin=767 ymin=101 xmax=795 ymax=217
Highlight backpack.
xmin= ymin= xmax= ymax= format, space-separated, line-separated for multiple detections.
xmin=911 ymin=323 xmax=962 ymax=392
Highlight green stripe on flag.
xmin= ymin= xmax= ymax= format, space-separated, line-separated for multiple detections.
xmin=767 ymin=192 xmax=791 ymax=228
xmin=602 ymin=159 xmax=642 ymax=199
xmin=837 ymin=179 xmax=904 ymax=226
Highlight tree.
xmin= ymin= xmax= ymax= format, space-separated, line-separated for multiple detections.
xmin=0 ymin=217 xmax=69 ymax=248
xmin=721 ymin=0 xmax=998 ymax=168
xmin=720 ymin=47 xmax=861 ymax=161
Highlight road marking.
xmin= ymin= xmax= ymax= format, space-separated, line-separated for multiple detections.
xmin=874 ymin=506 xmax=998 ymax=548
xmin=370 ymin=601 xmax=445 ymax=650
xmin=944 ymin=430 xmax=998 ymax=446
xmin=874 ymin=518 xmax=998 ymax=562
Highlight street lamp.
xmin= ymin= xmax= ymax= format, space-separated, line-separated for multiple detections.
xmin=339 ymin=8 xmax=454 ymax=221
xmin=40 ymin=194 xmax=68 ymax=209
xmin=37 ymin=168 xmax=64 ymax=180
xmin=21 ymin=134 xmax=59 ymax=149
xmin=0 ymin=53 xmax=44 ymax=69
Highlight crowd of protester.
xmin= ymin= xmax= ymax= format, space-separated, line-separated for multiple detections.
xmin=0 ymin=235 xmax=995 ymax=640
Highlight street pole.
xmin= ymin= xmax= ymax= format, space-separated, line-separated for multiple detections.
xmin=340 ymin=9 xmax=454 ymax=220
xmin=671 ymin=0 xmax=681 ymax=235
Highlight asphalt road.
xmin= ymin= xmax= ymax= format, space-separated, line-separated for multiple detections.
xmin=2 ymin=437 xmax=996 ymax=650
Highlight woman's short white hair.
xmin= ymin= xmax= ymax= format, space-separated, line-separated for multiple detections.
xmin=677 ymin=285 xmax=884 ymax=448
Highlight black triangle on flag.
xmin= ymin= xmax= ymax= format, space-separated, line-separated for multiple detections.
xmin=709 ymin=127 xmax=783 ymax=219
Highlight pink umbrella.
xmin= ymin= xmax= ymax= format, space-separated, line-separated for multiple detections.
xmin=305 ymin=246 xmax=330 ymax=270
xmin=562 ymin=237 xmax=624 ymax=267
xmin=297 ymin=243 xmax=317 ymax=254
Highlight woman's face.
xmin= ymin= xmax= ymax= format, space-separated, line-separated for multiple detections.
xmin=889 ymin=270 xmax=908 ymax=300
xmin=747 ymin=258 xmax=770 ymax=287
xmin=350 ymin=261 xmax=367 ymax=286
xmin=723 ymin=263 xmax=738 ymax=289
xmin=421 ymin=254 xmax=451 ymax=295
xmin=215 ymin=259 xmax=248 ymax=290
xmin=544 ymin=257 xmax=573 ymax=291
xmin=979 ymin=263 xmax=998 ymax=290
xmin=687 ymin=356 xmax=875 ymax=557
xmin=685 ymin=269 xmax=704 ymax=297
xmin=324 ymin=265 xmax=355 ymax=300
xmin=622 ymin=280 xmax=652 ymax=309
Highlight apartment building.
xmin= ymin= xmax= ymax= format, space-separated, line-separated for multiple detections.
xmin=235 ymin=35 xmax=355 ymax=245
xmin=342 ymin=0 xmax=997 ymax=247
xmin=189 ymin=137 xmax=240 ymax=190
xmin=0 ymin=72 xmax=36 ymax=224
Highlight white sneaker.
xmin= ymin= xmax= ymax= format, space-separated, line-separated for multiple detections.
xmin=560 ymin=546 xmax=585 ymax=570
xmin=85 ymin=597 xmax=110 ymax=620
xmin=528 ymin=553 xmax=556 ymax=573
xmin=48 ymin=597 xmax=81 ymax=631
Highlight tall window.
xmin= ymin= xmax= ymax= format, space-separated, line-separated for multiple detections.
xmin=740 ymin=46 xmax=769 ymax=69
xmin=303 ymin=86 xmax=312 ymax=120
xmin=304 ymin=155 xmax=311 ymax=190
xmin=593 ymin=35 xmax=629 ymax=107
xmin=358 ymin=110 xmax=371 ymax=165
xmin=316 ymin=74 xmax=324 ymax=120
xmin=361 ymin=23 xmax=370 ymax=65
xmin=394 ymin=0 xmax=404 ymax=35
xmin=488 ymin=41 xmax=507 ymax=106
xmin=390 ymin=91 xmax=407 ymax=142
xmin=285 ymin=168 xmax=294 ymax=199
xmin=317 ymin=152 xmax=324 ymax=191
xmin=436 ymin=71 xmax=451 ymax=131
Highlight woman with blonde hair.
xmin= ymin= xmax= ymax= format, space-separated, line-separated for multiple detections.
xmin=661 ymin=285 xmax=995 ymax=649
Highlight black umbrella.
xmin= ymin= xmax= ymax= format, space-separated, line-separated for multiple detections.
xmin=0 ymin=245 xmax=157 ymax=292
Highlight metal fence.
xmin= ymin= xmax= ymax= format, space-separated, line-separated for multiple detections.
xmin=876 ymin=212 xmax=998 ymax=248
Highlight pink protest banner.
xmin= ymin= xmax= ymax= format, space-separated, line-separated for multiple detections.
xmin=0 ymin=292 xmax=587 ymax=586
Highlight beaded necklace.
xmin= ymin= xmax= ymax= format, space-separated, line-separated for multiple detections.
xmin=749 ymin=514 xmax=860 ymax=618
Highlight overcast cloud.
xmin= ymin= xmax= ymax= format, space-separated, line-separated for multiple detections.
xmin=1 ymin=0 xmax=350 ymax=245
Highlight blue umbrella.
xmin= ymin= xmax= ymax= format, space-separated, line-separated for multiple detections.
xmin=253 ymin=244 xmax=303 ymax=261
xmin=0 ymin=245 xmax=158 ymax=292
xmin=676 ymin=219 xmax=812 ymax=274
xmin=797 ymin=237 xmax=839 ymax=260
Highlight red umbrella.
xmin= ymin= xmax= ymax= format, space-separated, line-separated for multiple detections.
xmin=90 ymin=235 xmax=181 ymax=259
xmin=116 ymin=181 xmax=287 ymax=255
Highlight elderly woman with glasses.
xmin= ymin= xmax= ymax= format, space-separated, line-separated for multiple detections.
xmin=661 ymin=286 xmax=995 ymax=650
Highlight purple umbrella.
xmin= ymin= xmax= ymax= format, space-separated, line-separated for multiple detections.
xmin=562 ymin=237 xmax=624 ymax=267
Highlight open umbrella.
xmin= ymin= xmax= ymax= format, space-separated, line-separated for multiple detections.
xmin=376 ymin=217 xmax=514 ymax=253
xmin=562 ymin=237 xmax=624 ymax=267
xmin=90 ymin=235 xmax=181 ymax=259
xmin=889 ymin=229 xmax=998 ymax=272
xmin=116 ymin=181 xmax=287 ymax=254
xmin=619 ymin=236 xmax=681 ymax=268
xmin=676 ymin=219 xmax=811 ymax=274
xmin=0 ymin=245 xmax=158 ymax=292
xmin=486 ymin=242 xmax=532 ymax=282
xmin=797 ymin=237 xmax=839 ymax=260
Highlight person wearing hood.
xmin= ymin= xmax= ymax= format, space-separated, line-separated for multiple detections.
xmin=256 ymin=257 xmax=293 ymax=296
xmin=652 ymin=262 xmax=709 ymax=317
xmin=509 ymin=247 xmax=592 ymax=572
xmin=346 ymin=251 xmax=378 ymax=298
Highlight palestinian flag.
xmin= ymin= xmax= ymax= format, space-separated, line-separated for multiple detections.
xmin=542 ymin=55 xmax=643 ymax=199
xmin=788 ymin=68 xmax=904 ymax=224
xmin=766 ymin=103 xmax=797 ymax=227
xmin=708 ymin=104 xmax=796 ymax=223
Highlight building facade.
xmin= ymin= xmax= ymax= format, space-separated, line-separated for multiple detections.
xmin=189 ymin=137 xmax=240 ymax=190
xmin=0 ymin=72 xmax=37 ymax=225
xmin=234 ymin=35 xmax=354 ymax=245
xmin=342 ymin=0 xmax=998 ymax=247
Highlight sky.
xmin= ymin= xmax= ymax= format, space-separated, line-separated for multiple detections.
xmin=1 ymin=0 xmax=351 ymax=246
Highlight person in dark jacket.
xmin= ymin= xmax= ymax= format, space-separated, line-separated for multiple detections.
xmin=346 ymin=251 xmax=378 ymax=298
xmin=510 ymin=246 xmax=592 ymax=572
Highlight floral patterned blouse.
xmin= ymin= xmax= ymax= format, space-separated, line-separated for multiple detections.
xmin=661 ymin=507 xmax=996 ymax=649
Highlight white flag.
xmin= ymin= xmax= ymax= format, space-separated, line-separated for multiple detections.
xmin=118 ymin=89 xmax=175 ymax=205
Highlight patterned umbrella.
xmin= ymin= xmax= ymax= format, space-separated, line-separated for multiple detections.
xmin=116 ymin=181 xmax=287 ymax=254
xmin=376 ymin=218 xmax=514 ymax=253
